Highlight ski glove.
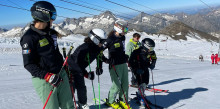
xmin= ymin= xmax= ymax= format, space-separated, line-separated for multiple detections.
xmin=149 ymin=64 xmax=155 ymax=70
xmin=44 ymin=73 xmax=62 ymax=87
xmin=136 ymin=69 xmax=144 ymax=74
xmin=84 ymin=71 xmax=95 ymax=80
xmin=96 ymin=68 xmax=103 ymax=75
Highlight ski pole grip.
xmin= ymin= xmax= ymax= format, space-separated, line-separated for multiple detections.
xmin=63 ymin=46 xmax=74 ymax=66
xmin=67 ymin=46 xmax=74 ymax=57
xmin=62 ymin=47 xmax=67 ymax=58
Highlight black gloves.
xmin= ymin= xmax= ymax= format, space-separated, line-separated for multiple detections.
xmin=96 ymin=68 xmax=103 ymax=75
xmin=44 ymin=73 xmax=62 ymax=87
xmin=149 ymin=60 xmax=156 ymax=70
xmin=149 ymin=64 xmax=155 ymax=70
xmin=84 ymin=71 xmax=95 ymax=80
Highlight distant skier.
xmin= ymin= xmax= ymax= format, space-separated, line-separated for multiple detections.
xmin=215 ymin=53 xmax=218 ymax=64
xmin=67 ymin=29 xmax=107 ymax=109
xmin=125 ymin=33 xmax=141 ymax=85
xmin=128 ymin=38 xmax=157 ymax=107
xmin=211 ymin=54 xmax=215 ymax=64
xmin=20 ymin=1 xmax=74 ymax=109
xmin=103 ymin=20 xmax=131 ymax=109
xmin=199 ymin=54 xmax=204 ymax=62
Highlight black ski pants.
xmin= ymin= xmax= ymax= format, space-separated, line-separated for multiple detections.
xmin=73 ymin=73 xmax=87 ymax=105
xmin=134 ymin=69 xmax=150 ymax=85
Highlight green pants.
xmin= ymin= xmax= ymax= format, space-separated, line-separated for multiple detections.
xmin=32 ymin=70 xmax=74 ymax=109
xmin=108 ymin=63 xmax=129 ymax=103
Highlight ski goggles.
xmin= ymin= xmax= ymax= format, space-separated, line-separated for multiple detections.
xmin=115 ymin=23 xmax=128 ymax=33
xmin=123 ymin=27 xmax=128 ymax=33
xmin=50 ymin=12 xmax=57 ymax=20
xmin=144 ymin=44 xmax=155 ymax=52
xmin=90 ymin=30 xmax=106 ymax=44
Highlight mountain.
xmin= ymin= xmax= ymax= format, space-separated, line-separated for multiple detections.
xmin=0 ymin=28 xmax=7 ymax=33
xmin=158 ymin=21 xmax=218 ymax=42
xmin=128 ymin=12 xmax=169 ymax=33
xmin=1 ymin=6 xmax=220 ymax=41
xmin=59 ymin=11 xmax=116 ymax=35
xmin=0 ymin=27 xmax=23 ymax=38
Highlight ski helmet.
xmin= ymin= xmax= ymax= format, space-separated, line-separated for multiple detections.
xmin=89 ymin=29 xmax=107 ymax=45
xmin=141 ymin=38 xmax=155 ymax=52
xmin=30 ymin=1 xmax=57 ymax=22
xmin=114 ymin=20 xmax=128 ymax=34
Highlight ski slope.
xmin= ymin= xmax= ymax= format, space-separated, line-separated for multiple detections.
xmin=0 ymin=32 xmax=220 ymax=109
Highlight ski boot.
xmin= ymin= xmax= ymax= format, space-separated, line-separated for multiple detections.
xmin=78 ymin=103 xmax=89 ymax=109
xmin=104 ymin=98 xmax=122 ymax=109
xmin=118 ymin=99 xmax=132 ymax=109
xmin=137 ymin=95 xmax=153 ymax=109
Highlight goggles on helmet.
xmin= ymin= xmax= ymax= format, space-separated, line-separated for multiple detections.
xmin=50 ymin=12 xmax=57 ymax=20
xmin=144 ymin=44 xmax=154 ymax=52
xmin=90 ymin=30 xmax=106 ymax=44
xmin=115 ymin=23 xmax=128 ymax=33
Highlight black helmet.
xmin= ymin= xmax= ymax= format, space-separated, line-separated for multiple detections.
xmin=30 ymin=1 xmax=57 ymax=22
xmin=141 ymin=38 xmax=155 ymax=52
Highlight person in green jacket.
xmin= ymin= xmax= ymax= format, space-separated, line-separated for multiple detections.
xmin=126 ymin=33 xmax=141 ymax=85
xmin=125 ymin=33 xmax=141 ymax=57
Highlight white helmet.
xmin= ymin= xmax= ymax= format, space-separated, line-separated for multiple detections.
xmin=114 ymin=20 xmax=128 ymax=34
xmin=89 ymin=28 xmax=107 ymax=45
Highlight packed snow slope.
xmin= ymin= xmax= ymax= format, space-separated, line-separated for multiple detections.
xmin=0 ymin=31 xmax=220 ymax=109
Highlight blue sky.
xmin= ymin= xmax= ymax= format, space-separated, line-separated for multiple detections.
xmin=0 ymin=0 xmax=220 ymax=28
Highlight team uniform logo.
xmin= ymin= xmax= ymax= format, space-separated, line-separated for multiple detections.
xmin=23 ymin=43 xmax=28 ymax=48
xmin=39 ymin=38 xmax=49 ymax=47
xmin=22 ymin=50 xmax=31 ymax=54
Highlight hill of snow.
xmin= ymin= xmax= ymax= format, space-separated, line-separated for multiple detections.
xmin=0 ymin=31 xmax=220 ymax=109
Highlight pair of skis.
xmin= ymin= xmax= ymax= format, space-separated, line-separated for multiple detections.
xmin=129 ymin=84 xmax=169 ymax=93
xmin=131 ymin=93 xmax=164 ymax=109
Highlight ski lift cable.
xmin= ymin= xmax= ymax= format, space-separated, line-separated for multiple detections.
xmin=61 ymin=0 xmax=136 ymax=20
xmin=126 ymin=0 xmax=161 ymax=13
xmin=103 ymin=0 xmax=167 ymax=22
xmin=0 ymin=3 xmax=70 ymax=19
xmin=73 ymin=0 xmax=134 ymax=18
xmin=58 ymin=0 xmax=146 ymax=26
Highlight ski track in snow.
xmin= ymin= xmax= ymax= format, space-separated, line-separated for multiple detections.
xmin=1 ymin=33 xmax=220 ymax=109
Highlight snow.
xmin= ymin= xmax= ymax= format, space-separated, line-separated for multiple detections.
xmin=0 ymin=27 xmax=23 ymax=37
xmin=176 ymin=32 xmax=182 ymax=35
xmin=0 ymin=31 xmax=220 ymax=109
xmin=162 ymin=15 xmax=178 ymax=21
xmin=142 ymin=17 xmax=150 ymax=23
xmin=64 ymin=24 xmax=77 ymax=31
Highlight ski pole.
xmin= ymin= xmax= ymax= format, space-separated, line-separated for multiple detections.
xmin=138 ymin=87 xmax=151 ymax=109
xmin=43 ymin=46 xmax=74 ymax=109
xmin=97 ymin=54 xmax=101 ymax=109
xmin=150 ymin=69 xmax=157 ymax=109
xmin=112 ymin=65 xmax=130 ymax=109
xmin=63 ymin=47 xmax=77 ymax=109
xmin=87 ymin=53 xmax=97 ymax=109
xmin=138 ymin=73 xmax=151 ymax=109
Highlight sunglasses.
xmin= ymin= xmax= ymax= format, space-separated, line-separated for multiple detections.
xmin=50 ymin=12 xmax=57 ymax=20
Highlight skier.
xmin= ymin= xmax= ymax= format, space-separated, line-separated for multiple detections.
xmin=67 ymin=28 xmax=108 ymax=109
xmin=199 ymin=54 xmax=204 ymax=62
xmin=125 ymin=33 xmax=141 ymax=85
xmin=20 ymin=1 xmax=74 ymax=109
xmin=211 ymin=54 xmax=215 ymax=64
xmin=215 ymin=53 xmax=218 ymax=64
xmin=103 ymin=20 xmax=131 ymax=109
xmin=128 ymin=38 xmax=157 ymax=107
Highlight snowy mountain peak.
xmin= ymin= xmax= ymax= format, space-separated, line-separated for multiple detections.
xmin=0 ymin=28 xmax=8 ymax=33
xmin=158 ymin=21 xmax=218 ymax=42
